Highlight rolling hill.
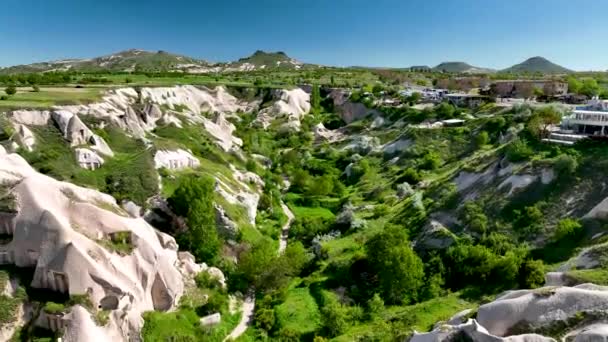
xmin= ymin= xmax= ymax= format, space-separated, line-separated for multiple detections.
xmin=501 ymin=56 xmax=572 ymax=74
xmin=433 ymin=61 xmax=494 ymax=74
xmin=225 ymin=50 xmax=308 ymax=71
xmin=0 ymin=49 xmax=213 ymax=74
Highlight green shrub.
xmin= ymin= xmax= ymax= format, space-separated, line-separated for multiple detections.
xmin=553 ymin=154 xmax=578 ymax=176
xmin=4 ymin=85 xmax=16 ymax=96
xmin=519 ymin=259 xmax=545 ymax=288
xmin=506 ymin=138 xmax=533 ymax=162
xmin=43 ymin=302 xmax=66 ymax=314
xmin=420 ymin=151 xmax=441 ymax=170
xmin=553 ymin=218 xmax=582 ymax=243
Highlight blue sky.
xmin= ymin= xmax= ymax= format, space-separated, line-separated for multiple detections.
xmin=1 ymin=0 xmax=607 ymax=70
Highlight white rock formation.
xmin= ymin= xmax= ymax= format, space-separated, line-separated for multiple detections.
xmin=202 ymin=113 xmax=243 ymax=152
xmin=215 ymin=179 xmax=259 ymax=226
xmin=410 ymin=319 xmax=555 ymax=342
xmin=328 ymin=89 xmax=379 ymax=124
xmin=74 ymin=148 xmax=104 ymax=170
xmin=12 ymin=124 xmax=36 ymax=151
xmin=383 ymin=138 xmax=412 ymax=154
xmin=90 ymin=134 xmax=114 ymax=157
xmin=10 ymin=110 xmax=51 ymax=126
xmin=0 ymin=147 xmax=189 ymax=341
xmin=200 ymin=313 xmax=221 ymax=326
xmin=313 ymin=123 xmax=345 ymax=143
xmin=256 ymin=88 xmax=310 ymax=129
xmin=477 ymin=285 xmax=608 ymax=337
xmin=56 ymin=85 xmax=252 ymax=139
xmin=154 ymin=149 xmax=200 ymax=170
xmin=343 ymin=135 xmax=381 ymax=155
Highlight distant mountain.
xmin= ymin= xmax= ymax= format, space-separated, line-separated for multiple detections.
xmin=433 ymin=62 xmax=494 ymax=74
xmin=501 ymin=56 xmax=572 ymax=74
xmin=225 ymin=50 xmax=311 ymax=71
xmin=0 ymin=49 xmax=213 ymax=74
xmin=0 ymin=49 xmax=317 ymax=74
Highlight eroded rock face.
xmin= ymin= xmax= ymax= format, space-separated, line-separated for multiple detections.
xmin=12 ymin=123 xmax=36 ymax=151
xmin=256 ymin=88 xmax=311 ymax=129
xmin=477 ymin=285 xmax=608 ymax=337
xmin=202 ymin=113 xmax=243 ymax=152
xmin=74 ymin=148 xmax=104 ymax=170
xmin=154 ymin=149 xmax=200 ymax=170
xmin=328 ymin=89 xmax=379 ymax=124
xmin=0 ymin=148 xmax=186 ymax=341
xmin=410 ymin=319 xmax=555 ymax=342
xmin=414 ymin=220 xmax=456 ymax=251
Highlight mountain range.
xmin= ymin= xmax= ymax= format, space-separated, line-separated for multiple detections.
xmin=0 ymin=49 xmax=574 ymax=75
xmin=0 ymin=49 xmax=312 ymax=74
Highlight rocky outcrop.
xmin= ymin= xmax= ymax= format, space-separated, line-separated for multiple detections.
xmin=328 ymin=89 xmax=379 ymax=124
xmin=0 ymin=147 xmax=189 ymax=341
xmin=343 ymin=135 xmax=381 ymax=155
xmin=256 ymin=88 xmax=311 ymax=129
xmin=202 ymin=113 xmax=243 ymax=152
xmin=477 ymin=284 xmax=608 ymax=337
xmin=154 ymin=149 xmax=200 ymax=170
xmin=12 ymin=124 xmax=36 ymax=151
xmin=215 ymin=205 xmax=238 ymax=238
xmin=200 ymin=313 xmax=221 ymax=326
xmin=414 ymin=220 xmax=456 ymax=251
xmin=10 ymin=110 xmax=51 ymax=126
xmin=74 ymin=148 xmax=104 ymax=170
xmin=313 ymin=123 xmax=345 ymax=143
xmin=410 ymin=319 xmax=555 ymax=342
xmin=383 ymin=138 xmax=412 ymax=155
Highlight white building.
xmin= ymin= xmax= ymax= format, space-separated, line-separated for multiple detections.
xmin=563 ymin=98 xmax=608 ymax=135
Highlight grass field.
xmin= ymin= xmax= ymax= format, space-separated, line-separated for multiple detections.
xmin=275 ymin=284 xmax=322 ymax=335
xmin=290 ymin=205 xmax=336 ymax=220
xmin=0 ymin=87 xmax=102 ymax=110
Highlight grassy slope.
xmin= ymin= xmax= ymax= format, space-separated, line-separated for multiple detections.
xmin=0 ymin=87 xmax=102 ymax=110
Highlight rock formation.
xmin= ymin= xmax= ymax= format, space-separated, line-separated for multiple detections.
xmin=74 ymin=148 xmax=105 ymax=170
xmin=256 ymin=88 xmax=311 ymax=129
xmin=0 ymin=146 xmax=195 ymax=341
xmin=154 ymin=149 xmax=200 ymax=170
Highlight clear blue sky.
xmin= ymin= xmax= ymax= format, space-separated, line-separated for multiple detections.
xmin=1 ymin=0 xmax=607 ymax=70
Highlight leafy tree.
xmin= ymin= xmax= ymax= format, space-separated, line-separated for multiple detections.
xmin=475 ymin=131 xmax=489 ymax=148
xmin=420 ymin=151 xmax=441 ymax=170
xmin=365 ymin=225 xmax=424 ymax=304
xmin=514 ymin=204 xmax=544 ymax=236
xmin=519 ymin=259 xmax=545 ymax=288
xmin=237 ymin=240 xmax=308 ymax=293
xmin=311 ymin=84 xmax=321 ymax=114
xmin=321 ymin=296 xmax=348 ymax=337
xmin=506 ymin=138 xmax=533 ymax=162
xmin=169 ymin=175 xmax=220 ymax=263
xmin=366 ymin=293 xmax=384 ymax=320
xmin=533 ymin=87 xmax=544 ymax=98
xmin=435 ymin=102 xmax=455 ymax=119
xmin=254 ymin=308 xmax=276 ymax=332
xmin=4 ymin=85 xmax=16 ymax=96
xmin=554 ymin=154 xmax=578 ymax=176
xmin=553 ymin=218 xmax=582 ymax=242
xmin=527 ymin=107 xmax=561 ymax=139
xmin=460 ymin=201 xmax=488 ymax=234
xmin=407 ymin=92 xmax=422 ymax=105
xmin=567 ymin=76 xmax=582 ymax=94
xmin=580 ymin=78 xmax=601 ymax=98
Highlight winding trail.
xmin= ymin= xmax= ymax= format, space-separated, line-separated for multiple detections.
xmin=278 ymin=201 xmax=295 ymax=254
xmin=224 ymin=200 xmax=294 ymax=341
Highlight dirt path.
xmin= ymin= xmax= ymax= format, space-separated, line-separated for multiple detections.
xmin=224 ymin=291 xmax=255 ymax=341
xmin=278 ymin=201 xmax=295 ymax=254
xmin=224 ymin=201 xmax=294 ymax=341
